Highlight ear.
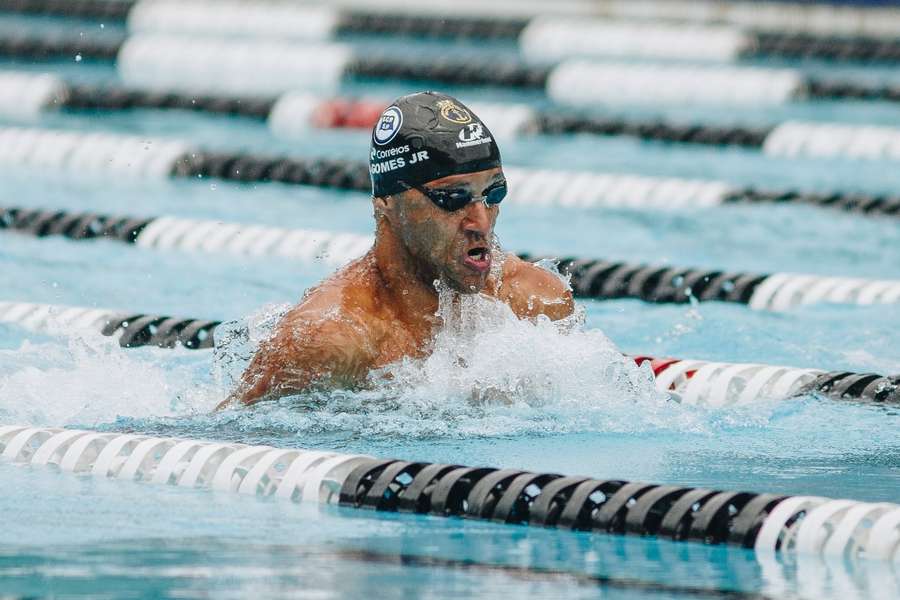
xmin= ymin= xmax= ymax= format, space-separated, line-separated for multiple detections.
xmin=373 ymin=194 xmax=393 ymax=221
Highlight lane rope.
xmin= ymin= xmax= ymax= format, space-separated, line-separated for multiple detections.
xmin=4 ymin=28 xmax=900 ymax=108
xmin=1 ymin=425 xmax=898 ymax=561
xmin=518 ymin=17 xmax=900 ymax=64
xmin=6 ymin=204 xmax=900 ymax=311
xmin=6 ymin=0 xmax=900 ymax=38
xmin=0 ymin=125 xmax=897 ymax=218
xmin=6 ymin=205 xmax=900 ymax=311
xmin=6 ymin=63 xmax=900 ymax=162
xmin=2 ymin=300 xmax=897 ymax=405
xmin=4 ymin=0 xmax=900 ymax=59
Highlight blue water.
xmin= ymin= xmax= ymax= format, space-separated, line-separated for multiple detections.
xmin=1 ymin=16 xmax=900 ymax=600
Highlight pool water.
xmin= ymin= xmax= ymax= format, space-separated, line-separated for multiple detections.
xmin=1 ymin=20 xmax=900 ymax=600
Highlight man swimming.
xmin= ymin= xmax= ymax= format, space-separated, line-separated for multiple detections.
xmin=225 ymin=92 xmax=574 ymax=406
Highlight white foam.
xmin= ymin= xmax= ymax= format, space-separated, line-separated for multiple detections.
xmin=0 ymin=336 xmax=217 ymax=427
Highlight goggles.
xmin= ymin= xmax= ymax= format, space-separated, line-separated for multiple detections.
xmin=399 ymin=179 xmax=508 ymax=212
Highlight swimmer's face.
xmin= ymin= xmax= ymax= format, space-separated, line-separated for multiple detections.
xmin=380 ymin=167 xmax=504 ymax=293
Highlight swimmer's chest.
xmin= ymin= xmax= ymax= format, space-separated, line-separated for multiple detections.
xmin=367 ymin=315 xmax=433 ymax=367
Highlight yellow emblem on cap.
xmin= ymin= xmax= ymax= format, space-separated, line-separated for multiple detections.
xmin=437 ymin=99 xmax=472 ymax=124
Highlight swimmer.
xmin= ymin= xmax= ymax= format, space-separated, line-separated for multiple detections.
xmin=223 ymin=92 xmax=574 ymax=406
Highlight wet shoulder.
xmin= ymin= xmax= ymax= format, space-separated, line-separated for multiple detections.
xmin=498 ymin=255 xmax=575 ymax=321
xmin=278 ymin=256 xmax=383 ymax=340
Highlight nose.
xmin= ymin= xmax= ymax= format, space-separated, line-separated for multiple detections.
xmin=461 ymin=199 xmax=494 ymax=240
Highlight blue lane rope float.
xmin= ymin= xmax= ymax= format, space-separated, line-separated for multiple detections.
xmin=1 ymin=425 xmax=899 ymax=561
xmin=2 ymin=299 xmax=898 ymax=406
xmin=5 ymin=204 xmax=900 ymax=312
xmin=3 ymin=0 xmax=900 ymax=64
xmin=0 ymin=125 xmax=898 ymax=218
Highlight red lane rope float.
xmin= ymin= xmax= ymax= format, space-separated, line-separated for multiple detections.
xmin=633 ymin=356 xmax=689 ymax=380
xmin=310 ymin=98 xmax=387 ymax=130
xmin=0 ymin=300 xmax=897 ymax=405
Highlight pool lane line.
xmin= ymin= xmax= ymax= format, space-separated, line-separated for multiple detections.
xmin=1 ymin=300 xmax=897 ymax=405
xmin=334 ymin=549 xmax=777 ymax=599
xmin=6 ymin=0 xmax=900 ymax=40
xmin=0 ymin=125 xmax=897 ymax=218
xmin=4 ymin=0 xmax=900 ymax=64
xmin=4 ymin=29 xmax=900 ymax=111
xmin=5 ymin=203 xmax=900 ymax=312
xmin=2 ymin=425 xmax=899 ymax=563
xmin=6 ymin=69 xmax=900 ymax=165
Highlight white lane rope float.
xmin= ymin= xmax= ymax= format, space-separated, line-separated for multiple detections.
xmin=0 ymin=125 xmax=896 ymax=218
xmin=5 ymin=205 xmax=900 ymax=312
xmin=1 ymin=425 xmax=898 ymax=562
xmin=1 ymin=300 xmax=897 ymax=405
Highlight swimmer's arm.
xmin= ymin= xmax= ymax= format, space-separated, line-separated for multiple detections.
xmin=219 ymin=313 xmax=371 ymax=408
xmin=502 ymin=256 xmax=575 ymax=321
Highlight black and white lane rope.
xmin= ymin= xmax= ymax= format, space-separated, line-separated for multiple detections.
xmin=5 ymin=204 xmax=900 ymax=312
xmin=1 ymin=126 xmax=899 ymax=219
xmin=4 ymin=0 xmax=900 ymax=63
xmin=9 ymin=71 xmax=900 ymax=163
xmin=11 ymin=70 xmax=900 ymax=162
xmin=0 ymin=300 xmax=218 ymax=350
xmin=3 ymin=300 xmax=898 ymax=405
xmin=5 ymin=28 xmax=900 ymax=109
xmin=5 ymin=0 xmax=900 ymax=38
xmin=516 ymin=18 xmax=900 ymax=65
xmin=2 ymin=425 xmax=899 ymax=561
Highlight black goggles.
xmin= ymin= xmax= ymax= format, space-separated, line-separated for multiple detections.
xmin=399 ymin=179 xmax=508 ymax=212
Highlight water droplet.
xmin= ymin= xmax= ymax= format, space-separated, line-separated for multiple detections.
xmin=74 ymin=54 xmax=82 ymax=62
xmin=210 ymin=183 xmax=217 ymax=191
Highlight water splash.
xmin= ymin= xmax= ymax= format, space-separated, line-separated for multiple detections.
xmin=0 ymin=275 xmax=776 ymax=440
xmin=0 ymin=331 xmax=217 ymax=428
xmin=203 ymin=279 xmax=772 ymax=439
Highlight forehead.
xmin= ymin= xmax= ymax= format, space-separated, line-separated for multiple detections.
xmin=424 ymin=167 xmax=504 ymax=188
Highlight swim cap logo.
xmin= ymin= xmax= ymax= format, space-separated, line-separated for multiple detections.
xmin=437 ymin=99 xmax=471 ymax=124
xmin=455 ymin=121 xmax=492 ymax=149
xmin=373 ymin=106 xmax=403 ymax=146
xmin=457 ymin=122 xmax=484 ymax=143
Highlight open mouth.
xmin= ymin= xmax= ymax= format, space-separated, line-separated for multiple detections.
xmin=463 ymin=246 xmax=491 ymax=273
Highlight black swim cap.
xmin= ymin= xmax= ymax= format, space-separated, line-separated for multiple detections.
xmin=369 ymin=91 xmax=503 ymax=198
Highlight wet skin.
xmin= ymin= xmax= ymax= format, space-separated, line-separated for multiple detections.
xmin=223 ymin=167 xmax=575 ymax=407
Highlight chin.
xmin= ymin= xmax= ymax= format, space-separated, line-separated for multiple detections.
xmin=445 ymin=272 xmax=489 ymax=294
